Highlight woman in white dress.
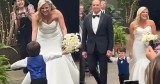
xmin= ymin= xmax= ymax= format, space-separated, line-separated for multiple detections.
xmin=128 ymin=7 xmax=156 ymax=84
xmin=21 ymin=0 xmax=79 ymax=84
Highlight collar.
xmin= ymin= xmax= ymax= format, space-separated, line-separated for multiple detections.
xmin=101 ymin=9 xmax=105 ymax=11
xmin=92 ymin=11 xmax=101 ymax=16
xmin=118 ymin=56 xmax=126 ymax=60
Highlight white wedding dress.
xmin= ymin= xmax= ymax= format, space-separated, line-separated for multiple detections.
xmin=132 ymin=26 xmax=151 ymax=84
xmin=21 ymin=21 xmax=79 ymax=84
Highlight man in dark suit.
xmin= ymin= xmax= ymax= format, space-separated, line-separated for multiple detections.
xmin=82 ymin=0 xmax=114 ymax=84
xmin=79 ymin=3 xmax=86 ymax=84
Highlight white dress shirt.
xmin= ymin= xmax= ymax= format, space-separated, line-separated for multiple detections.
xmin=110 ymin=56 xmax=132 ymax=63
xmin=79 ymin=25 xmax=82 ymax=42
xmin=101 ymin=10 xmax=105 ymax=14
xmin=92 ymin=12 xmax=101 ymax=34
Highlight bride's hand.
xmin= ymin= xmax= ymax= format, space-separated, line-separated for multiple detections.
xmin=62 ymin=48 xmax=70 ymax=55
xmin=62 ymin=51 xmax=70 ymax=55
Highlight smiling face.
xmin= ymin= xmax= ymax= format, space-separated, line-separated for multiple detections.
xmin=40 ymin=2 xmax=52 ymax=16
xmin=140 ymin=9 xmax=149 ymax=21
xmin=117 ymin=51 xmax=125 ymax=58
xmin=92 ymin=0 xmax=101 ymax=14
xmin=16 ymin=0 xmax=25 ymax=8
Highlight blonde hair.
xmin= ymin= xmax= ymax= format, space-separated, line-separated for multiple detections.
xmin=146 ymin=56 xmax=160 ymax=84
xmin=134 ymin=6 xmax=149 ymax=29
xmin=37 ymin=0 xmax=56 ymax=24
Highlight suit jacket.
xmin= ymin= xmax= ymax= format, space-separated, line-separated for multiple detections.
xmin=82 ymin=13 xmax=114 ymax=54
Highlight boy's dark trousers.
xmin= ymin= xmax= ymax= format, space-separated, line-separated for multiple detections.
xmin=31 ymin=78 xmax=47 ymax=84
xmin=119 ymin=75 xmax=129 ymax=84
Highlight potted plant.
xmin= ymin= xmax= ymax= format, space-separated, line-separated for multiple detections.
xmin=113 ymin=24 xmax=127 ymax=55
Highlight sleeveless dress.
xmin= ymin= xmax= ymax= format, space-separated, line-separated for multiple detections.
xmin=21 ymin=21 xmax=79 ymax=84
xmin=131 ymin=26 xmax=151 ymax=84
xmin=17 ymin=14 xmax=32 ymax=59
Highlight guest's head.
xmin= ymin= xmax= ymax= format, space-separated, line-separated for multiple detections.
xmin=27 ymin=41 xmax=41 ymax=56
xmin=15 ymin=0 xmax=26 ymax=8
xmin=91 ymin=0 xmax=101 ymax=14
xmin=135 ymin=7 xmax=149 ymax=27
xmin=37 ymin=0 xmax=56 ymax=23
xmin=117 ymin=47 xmax=126 ymax=58
xmin=100 ymin=0 xmax=107 ymax=10
xmin=146 ymin=55 xmax=160 ymax=84
xmin=79 ymin=3 xmax=85 ymax=21
xmin=79 ymin=3 xmax=84 ymax=15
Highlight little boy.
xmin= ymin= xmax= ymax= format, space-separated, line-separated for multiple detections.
xmin=11 ymin=41 xmax=61 ymax=84
xmin=110 ymin=47 xmax=132 ymax=84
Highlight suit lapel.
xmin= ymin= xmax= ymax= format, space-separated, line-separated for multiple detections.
xmin=89 ymin=15 xmax=92 ymax=29
xmin=96 ymin=13 xmax=104 ymax=34
xmin=88 ymin=14 xmax=95 ymax=34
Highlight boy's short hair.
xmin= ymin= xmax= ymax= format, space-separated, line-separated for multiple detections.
xmin=26 ymin=41 xmax=40 ymax=56
xmin=117 ymin=47 xmax=126 ymax=53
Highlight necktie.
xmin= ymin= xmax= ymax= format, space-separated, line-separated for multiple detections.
xmin=92 ymin=15 xmax=99 ymax=18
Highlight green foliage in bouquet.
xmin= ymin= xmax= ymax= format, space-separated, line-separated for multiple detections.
xmin=113 ymin=25 xmax=127 ymax=46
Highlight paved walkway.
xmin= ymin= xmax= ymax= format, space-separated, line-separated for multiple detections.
xmin=8 ymin=61 xmax=134 ymax=84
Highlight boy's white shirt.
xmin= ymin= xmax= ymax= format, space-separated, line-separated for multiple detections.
xmin=11 ymin=53 xmax=62 ymax=70
xmin=110 ymin=56 xmax=132 ymax=63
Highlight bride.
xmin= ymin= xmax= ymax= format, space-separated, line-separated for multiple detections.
xmin=128 ymin=7 xmax=156 ymax=84
xmin=21 ymin=0 xmax=79 ymax=84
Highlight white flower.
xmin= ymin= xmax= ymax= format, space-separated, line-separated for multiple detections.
xmin=142 ymin=32 xmax=158 ymax=46
xmin=62 ymin=33 xmax=80 ymax=54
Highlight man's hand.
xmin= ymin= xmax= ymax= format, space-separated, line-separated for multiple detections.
xmin=146 ymin=46 xmax=156 ymax=61
xmin=107 ymin=50 xmax=112 ymax=57
xmin=82 ymin=51 xmax=87 ymax=59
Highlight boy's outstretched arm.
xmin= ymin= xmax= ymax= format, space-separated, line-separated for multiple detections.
xmin=11 ymin=58 xmax=27 ymax=70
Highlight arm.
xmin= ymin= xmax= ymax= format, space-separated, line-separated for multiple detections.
xmin=128 ymin=22 xmax=135 ymax=58
xmin=31 ymin=13 xmax=38 ymax=41
xmin=81 ymin=16 xmax=88 ymax=58
xmin=11 ymin=58 xmax=27 ymax=69
xmin=11 ymin=12 xmax=19 ymax=31
xmin=126 ymin=57 xmax=132 ymax=63
xmin=57 ymin=10 xmax=67 ymax=36
xmin=82 ymin=16 xmax=88 ymax=52
xmin=150 ymin=20 xmax=157 ymax=34
xmin=27 ymin=4 xmax=35 ymax=21
xmin=107 ymin=16 xmax=114 ymax=51
xmin=110 ymin=57 xmax=118 ymax=62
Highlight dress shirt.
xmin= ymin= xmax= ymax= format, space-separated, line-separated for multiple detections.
xmin=101 ymin=10 xmax=105 ymax=14
xmin=92 ymin=12 xmax=101 ymax=34
xmin=110 ymin=56 xmax=132 ymax=63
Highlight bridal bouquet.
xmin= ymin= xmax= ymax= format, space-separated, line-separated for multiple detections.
xmin=62 ymin=33 xmax=81 ymax=54
xmin=142 ymin=32 xmax=158 ymax=46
